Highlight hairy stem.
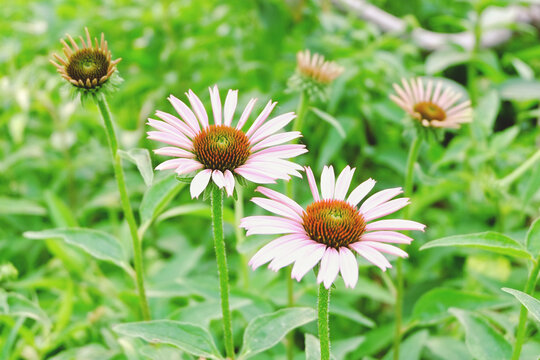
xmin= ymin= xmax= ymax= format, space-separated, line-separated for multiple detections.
xmin=94 ymin=93 xmax=150 ymax=321
xmin=318 ymin=283 xmax=331 ymax=360
xmin=234 ymin=186 xmax=250 ymax=290
xmin=211 ymin=186 xmax=235 ymax=359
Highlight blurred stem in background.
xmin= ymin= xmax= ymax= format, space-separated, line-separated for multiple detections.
xmin=211 ymin=186 xmax=235 ymax=359
xmin=511 ymin=256 xmax=540 ymax=360
xmin=94 ymin=93 xmax=151 ymax=321
xmin=235 ymin=186 xmax=250 ymax=289
xmin=498 ymin=148 xmax=540 ymax=188
xmin=393 ymin=133 xmax=423 ymax=360
xmin=286 ymin=89 xmax=310 ymax=360
xmin=318 ymin=283 xmax=331 ymax=360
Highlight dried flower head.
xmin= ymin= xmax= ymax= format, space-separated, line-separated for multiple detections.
xmin=241 ymin=165 xmax=425 ymax=289
xmin=287 ymin=49 xmax=344 ymax=101
xmin=390 ymin=77 xmax=472 ymax=129
xmin=50 ymin=27 xmax=122 ymax=96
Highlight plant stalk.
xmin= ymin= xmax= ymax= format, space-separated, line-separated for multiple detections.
xmin=234 ymin=186 xmax=250 ymax=290
xmin=499 ymin=148 xmax=540 ymax=188
xmin=94 ymin=93 xmax=151 ymax=321
xmin=318 ymin=283 xmax=331 ymax=360
xmin=211 ymin=186 xmax=235 ymax=359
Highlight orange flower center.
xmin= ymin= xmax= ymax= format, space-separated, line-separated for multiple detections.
xmin=302 ymin=199 xmax=366 ymax=248
xmin=413 ymin=101 xmax=446 ymax=122
xmin=192 ymin=125 xmax=251 ymax=172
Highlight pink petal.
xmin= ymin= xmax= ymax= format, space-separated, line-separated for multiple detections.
xmin=334 ymin=166 xmax=355 ymax=200
xmin=209 ymin=85 xmax=222 ymax=126
xmin=362 ymin=198 xmax=410 ymax=222
xmin=250 ymin=131 xmax=302 ymax=152
xmin=190 ymin=169 xmax=212 ymax=198
xmin=248 ymin=112 xmax=296 ymax=145
xmin=339 ymin=247 xmax=358 ymax=288
xmin=147 ymin=131 xmax=193 ymax=150
xmin=361 ymin=231 xmax=413 ymax=244
xmin=320 ymin=165 xmax=335 ymax=200
xmin=186 ymin=89 xmax=209 ymax=128
xmin=153 ymin=146 xmax=194 ymax=158
xmin=251 ymin=197 xmax=303 ymax=222
xmin=223 ymin=170 xmax=235 ymax=197
xmin=212 ymin=170 xmax=225 ymax=189
xmin=223 ymin=89 xmax=238 ymax=127
xmin=245 ymin=100 xmax=277 ymax=138
xmin=168 ymin=94 xmax=200 ymax=134
xmin=234 ymin=166 xmax=276 ymax=184
xmin=155 ymin=158 xmax=197 ymax=171
xmin=347 ymin=178 xmax=376 ymax=207
xmin=240 ymin=216 xmax=305 ymax=235
xmin=291 ymin=243 xmax=326 ymax=281
xmin=249 ymin=234 xmax=309 ymax=269
xmin=251 ymin=144 xmax=307 ymax=159
xmin=361 ymin=241 xmax=408 ymax=258
xmin=236 ymin=98 xmax=257 ymax=130
xmin=244 ymin=160 xmax=301 ymax=179
xmin=317 ymin=247 xmax=340 ymax=289
xmin=147 ymin=119 xmax=188 ymax=139
xmin=268 ymin=240 xmax=314 ymax=271
xmin=305 ymin=166 xmax=320 ymax=202
xmin=365 ymin=219 xmax=426 ymax=232
xmin=155 ymin=111 xmax=196 ymax=139
xmin=255 ymin=186 xmax=305 ymax=217
xmin=359 ymin=187 xmax=403 ymax=214
xmin=349 ymin=242 xmax=391 ymax=271
xmin=175 ymin=161 xmax=204 ymax=175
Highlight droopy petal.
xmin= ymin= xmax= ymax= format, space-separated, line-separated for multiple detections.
xmin=360 ymin=187 xmax=403 ymax=214
xmin=362 ymin=198 xmax=410 ymax=222
xmin=365 ymin=219 xmax=426 ymax=232
xmin=223 ymin=170 xmax=235 ymax=197
xmin=317 ymin=247 xmax=340 ymax=289
xmin=339 ymin=247 xmax=358 ymax=288
xmin=360 ymin=231 xmax=413 ymax=244
xmin=361 ymin=241 xmax=408 ymax=258
xmin=349 ymin=242 xmax=391 ymax=271
xmin=190 ymin=169 xmax=212 ymax=198
xmin=305 ymin=166 xmax=320 ymax=201
xmin=212 ymin=170 xmax=226 ymax=189
xmin=334 ymin=166 xmax=355 ymax=200
xmin=291 ymin=243 xmax=326 ymax=281
xmin=347 ymin=178 xmax=376 ymax=207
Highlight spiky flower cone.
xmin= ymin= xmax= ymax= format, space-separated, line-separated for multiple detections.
xmin=50 ymin=27 xmax=122 ymax=96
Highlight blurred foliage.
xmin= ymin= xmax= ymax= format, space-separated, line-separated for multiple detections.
xmin=1 ymin=0 xmax=539 ymax=359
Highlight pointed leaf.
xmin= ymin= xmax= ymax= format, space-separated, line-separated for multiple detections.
xmin=0 ymin=290 xmax=51 ymax=329
xmin=239 ymin=307 xmax=316 ymax=359
xmin=139 ymin=174 xmax=184 ymax=233
xmin=118 ymin=148 xmax=154 ymax=186
xmin=502 ymin=288 xmax=540 ymax=323
xmin=0 ymin=197 xmax=46 ymax=216
xmin=113 ymin=320 xmax=223 ymax=359
xmin=526 ymin=217 xmax=540 ymax=255
xmin=420 ymin=231 xmax=532 ymax=259
xmin=309 ymin=107 xmax=346 ymax=138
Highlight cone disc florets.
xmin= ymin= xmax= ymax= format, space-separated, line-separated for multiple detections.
xmin=50 ymin=27 xmax=122 ymax=95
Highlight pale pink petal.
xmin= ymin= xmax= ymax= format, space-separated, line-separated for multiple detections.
xmin=424 ymin=80 xmax=433 ymax=103
xmin=212 ymin=170 xmax=225 ymax=189
xmin=446 ymin=100 xmax=471 ymax=116
xmin=238 ymin=163 xmax=292 ymax=181
xmin=168 ymin=95 xmax=200 ymax=134
xmin=401 ymin=78 xmax=415 ymax=106
xmin=249 ymin=234 xmax=310 ymax=269
xmin=186 ymin=89 xmax=209 ymax=128
xmin=389 ymin=94 xmax=410 ymax=111
xmin=175 ymin=162 xmax=204 ymax=176
xmin=347 ymin=178 xmax=375 ymax=207
xmin=251 ymin=144 xmax=308 ymax=159
xmin=334 ymin=166 xmax=355 ymax=200
xmin=359 ymin=187 xmax=403 ymax=214
xmin=349 ymin=242 xmax=392 ymax=271
xmin=251 ymin=197 xmax=303 ymax=222
xmin=255 ymin=186 xmax=305 ymax=216
xmin=361 ymin=231 xmax=413 ymax=244
xmin=317 ymin=247 xmax=340 ymax=289
xmin=250 ymin=131 xmax=303 ymax=151
xmin=153 ymin=147 xmax=194 ymax=158
xmin=190 ymin=169 xmax=212 ymax=198
xmin=305 ymin=166 xmax=320 ymax=201
xmin=249 ymin=112 xmax=296 ymax=145
xmin=234 ymin=167 xmax=276 ymax=184
xmin=365 ymin=219 xmax=426 ymax=232
xmin=155 ymin=111 xmax=197 ymax=138
xmin=268 ymin=240 xmax=314 ymax=271
xmin=361 ymin=241 xmax=408 ymax=258
xmin=223 ymin=89 xmax=238 ymax=127
xmin=431 ymin=81 xmax=443 ymax=104
xmin=245 ymin=100 xmax=277 ymax=138
xmin=339 ymin=247 xmax=358 ymax=288
xmin=362 ymin=198 xmax=410 ymax=222
xmin=392 ymin=83 xmax=412 ymax=105
xmin=320 ymin=165 xmax=335 ymax=200
xmin=155 ymin=158 xmax=197 ymax=171
xmin=417 ymin=77 xmax=424 ymax=103
xmin=147 ymin=131 xmax=193 ymax=150
xmin=223 ymin=170 xmax=235 ymax=197
xmin=147 ymin=119 xmax=188 ymax=139
xmin=245 ymin=159 xmax=303 ymax=178
xmin=240 ymin=216 xmax=305 ymax=235
xmin=291 ymin=243 xmax=326 ymax=281
xmin=236 ymin=98 xmax=257 ymax=130
xmin=209 ymin=85 xmax=222 ymax=126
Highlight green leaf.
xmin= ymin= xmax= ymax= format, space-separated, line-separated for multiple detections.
xmin=305 ymin=334 xmax=321 ymax=360
xmin=420 ymin=231 xmax=532 ymax=259
xmin=239 ymin=307 xmax=316 ymax=359
xmin=309 ymin=107 xmax=346 ymax=138
xmin=383 ymin=330 xmax=428 ymax=360
xmin=0 ymin=290 xmax=51 ymax=329
xmin=502 ymin=288 xmax=540 ymax=323
xmin=499 ymin=78 xmax=540 ymax=100
xmin=330 ymin=303 xmax=374 ymax=327
xmin=526 ymin=217 xmax=540 ymax=255
xmin=450 ymin=309 xmax=512 ymax=360
xmin=44 ymin=191 xmax=78 ymax=227
xmin=157 ymin=203 xmax=236 ymax=225
xmin=425 ymin=337 xmax=471 ymax=360
xmin=118 ymin=148 xmax=154 ymax=186
xmin=23 ymin=228 xmax=129 ymax=271
xmin=474 ymin=90 xmax=499 ymax=136
xmin=0 ymin=197 xmax=46 ymax=216
xmin=332 ymin=336 xmax=365 ymax=360
xmin=139 ymin=174 xmax=184 ymax=233
xmin=425 ymin=49 xmax=470 ymax=74
xmin=412 ymin=288 xmax=507 ymax=324
xmin=113 ymin=320 xmax=223 ymax=360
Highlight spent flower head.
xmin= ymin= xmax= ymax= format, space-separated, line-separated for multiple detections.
xmin=50 ymin=27 xmax=122 ymax=98
xmin=287 ymin=49 xmax=344 ymax=101
xmin=241 ymin=165 xmax=425 ymax=289
xmin=390 ymin=77 xmax=472 ymax=129
xmin=148 ymin=85 xmax=308 ymax=199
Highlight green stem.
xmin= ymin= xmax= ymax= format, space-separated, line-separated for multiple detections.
xmin=318 ymin=283 xmax=331 ymax=360
xmin=234 ymin=186 xmax=250 ymax=290
xmin=291 ymin=91 xmax=309 ymax=135
xmin=393 ymin=135 xmax=423 ymax=360
xmin=94 ymin=93 xmax=150 ymax=321
xmin=499 ymin=149 xmax=540 ymax=188
xmin=211 ymin=186 xmax=235 ymax=359
xmin=511 ymin=257 xmax=540 ymax=360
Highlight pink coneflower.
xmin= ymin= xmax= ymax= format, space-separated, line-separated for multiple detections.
xmin=390 ymin=77 xmax=472 ymax=129
xmin=147 ymin=86 xmax=308 ymax=198
xmin=241 ymin=165 xmax=425 ymax=289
